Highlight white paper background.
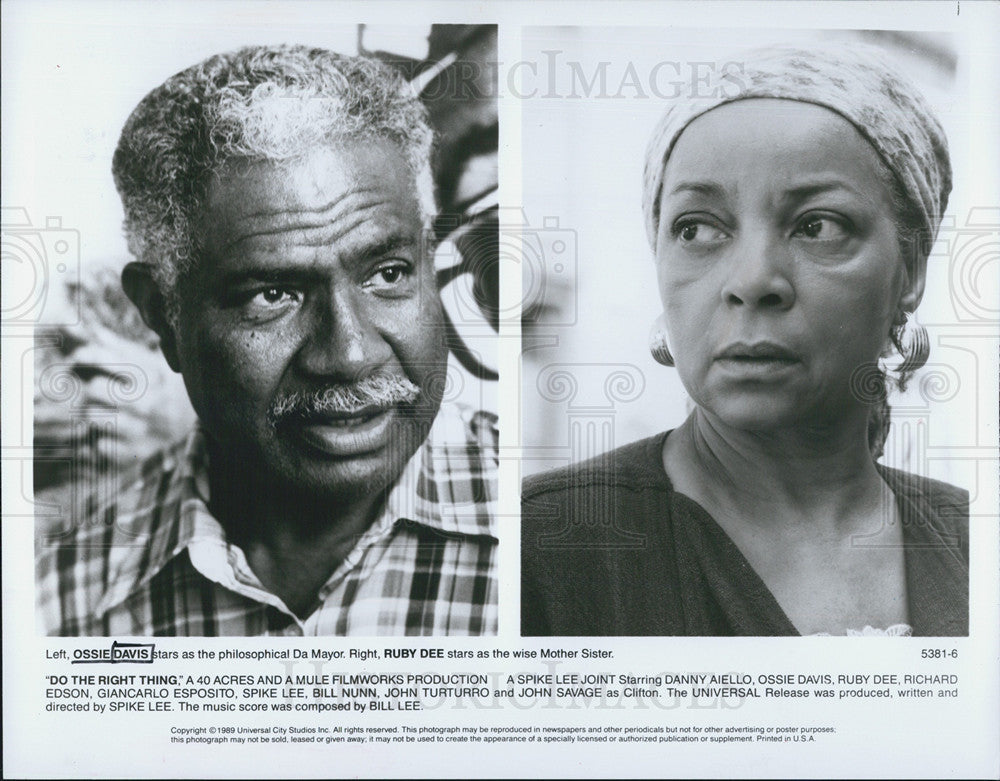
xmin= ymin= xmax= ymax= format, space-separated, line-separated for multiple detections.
xmin=3 ymin=1 xmax=998 ymax=778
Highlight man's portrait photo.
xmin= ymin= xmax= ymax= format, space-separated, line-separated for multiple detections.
xmin=29 ymin=25 xmax=500 ymax=636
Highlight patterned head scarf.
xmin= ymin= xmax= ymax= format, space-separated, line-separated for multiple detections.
xmin=642 ymin=44 xmax=952 ymax=259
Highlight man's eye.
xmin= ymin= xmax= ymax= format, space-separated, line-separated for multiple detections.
xmin=793 ymin=215 xmax=851 ymax=241
xmin=672 ymin=219 xmax=727 ymax=245
xmin=366 ymin=262 xmax=413 ymax=289
xmin=231 ymin=286 xmax=300 ymax=319
xmin=252 ymin=287 xmax=297 ymax=306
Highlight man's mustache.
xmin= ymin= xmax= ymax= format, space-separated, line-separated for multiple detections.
xmin=268 ymin=373 xmax=421 ymax=424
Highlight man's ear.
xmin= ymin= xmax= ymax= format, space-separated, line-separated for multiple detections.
xmin=121 ymin=262 xmax=181 ymax=373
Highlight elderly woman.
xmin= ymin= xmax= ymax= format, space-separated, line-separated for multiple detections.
xmin=521 ymin=45 xmax=968 ymax=637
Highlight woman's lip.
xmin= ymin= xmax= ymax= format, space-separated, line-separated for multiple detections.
xmin=713 ymin=343 xmax=800 ymax=378
xmin=293 ymin=407 xmax=396 ymax=456
xmin=715 ymin=342 xmax=799 ymax=361
xmin=714 ymin=355 xmax=800 ymax=379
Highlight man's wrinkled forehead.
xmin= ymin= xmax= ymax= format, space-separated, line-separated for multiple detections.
xmin=196 ymin=143 xmax=424 ymax=260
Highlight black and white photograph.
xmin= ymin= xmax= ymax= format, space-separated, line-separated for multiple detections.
xmin=14 ymin=21 xmax=499 ymax=636
xmin=520 ymin=27 xmax=986 ymax=637
xmin=3 ymin=2 xmax=998 ymax=779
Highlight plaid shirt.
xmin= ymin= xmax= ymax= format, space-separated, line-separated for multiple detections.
xmin=37 ymin=404 xmax=498 ymax=636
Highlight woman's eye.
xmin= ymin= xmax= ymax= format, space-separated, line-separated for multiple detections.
xmin=793 ymin=215 xmax=851 ymax=241
xmin=673 ymin=219 xmax=727 ymax=245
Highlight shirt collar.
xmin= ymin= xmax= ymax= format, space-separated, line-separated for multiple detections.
xmin=95 ymin=403 xmax=496 ymax=615
xmin=384 ymin=402 xmax=497 ymax=538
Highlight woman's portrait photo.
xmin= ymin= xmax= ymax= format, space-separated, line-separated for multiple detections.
xmin=520 ymin=28 xmax=984 ymax=637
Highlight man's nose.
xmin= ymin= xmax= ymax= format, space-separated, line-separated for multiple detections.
xmin=719 ymin=230 xmax=795 ymax=310
xmin=295 ymin=287 xmax=389 ymax=380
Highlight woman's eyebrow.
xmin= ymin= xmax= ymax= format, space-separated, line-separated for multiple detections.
xmin=779 ymin=180 xmax=865 ymax=202
xmin=667 ymin=181 xmax=726 ymax=198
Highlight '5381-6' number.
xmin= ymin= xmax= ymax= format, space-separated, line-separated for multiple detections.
xmin=921 ymin=648 xmax=958 ymax=659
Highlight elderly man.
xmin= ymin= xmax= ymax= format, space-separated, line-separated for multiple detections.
xmin=37 ymin=45 xmax=498 ymax=636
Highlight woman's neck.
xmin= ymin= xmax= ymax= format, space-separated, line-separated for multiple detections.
xmin=664 ymin=407 xmax=890 ymax=534
xmin=663 ymin=407 xmax=908 ymax=636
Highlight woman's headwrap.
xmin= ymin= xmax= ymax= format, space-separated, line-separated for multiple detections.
xmin=642 ymin=44 xmax=952 ymax=262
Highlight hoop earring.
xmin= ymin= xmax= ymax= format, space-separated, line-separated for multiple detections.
xmin=649 ymin=313 xmax=674 ymax=367
xmin=897 ymin=323 xmax=929 ymax=376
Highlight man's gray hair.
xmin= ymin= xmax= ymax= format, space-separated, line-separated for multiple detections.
xmin=113 ymin=44 xmax=435 ymax=299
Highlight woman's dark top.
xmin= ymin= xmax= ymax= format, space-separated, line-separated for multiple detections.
xmin=520 ymin=432 xmax=969 ymax=636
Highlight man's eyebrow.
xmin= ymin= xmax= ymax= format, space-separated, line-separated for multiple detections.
xmin=343 ymin=233 xmax=420 ymax=261
xmin=217 ymin=267 xmax=308 ymax=286
xmin=215 ymin=233 xmax=420 ymax=285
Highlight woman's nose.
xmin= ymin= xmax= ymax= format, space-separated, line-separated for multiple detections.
xmin=295 ymin=287 xmax=390 ymax=380
xmin=719 ymin=231 xmax=795 ymax=310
